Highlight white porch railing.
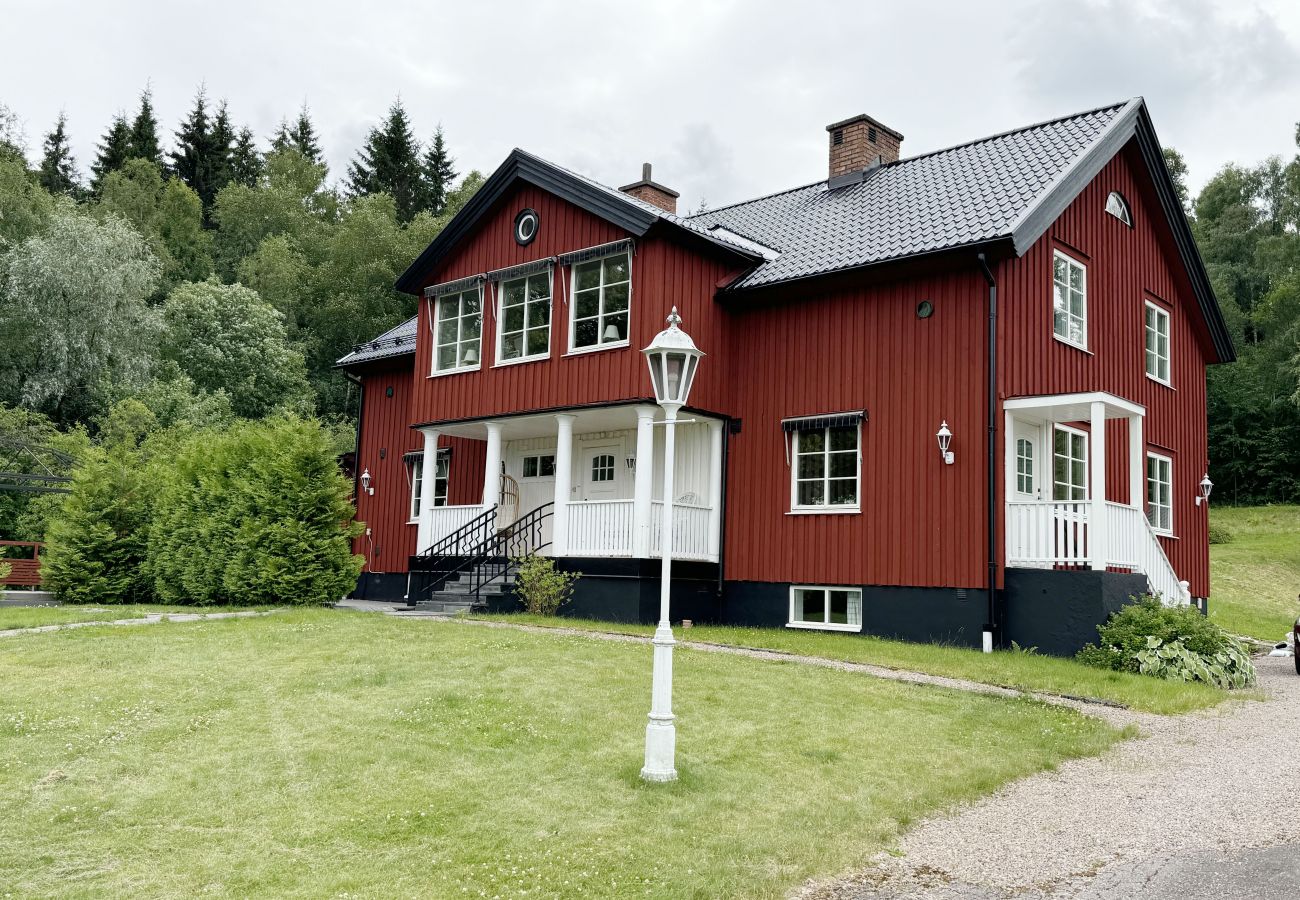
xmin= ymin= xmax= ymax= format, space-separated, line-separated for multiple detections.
xmin=567 ymin=500 xmax=635 ymax=556
xmin=1104 ymin=502 xmax=1189 ymax=604
xmin=1006 ymin=501 xmax=1091 ymax=569
xmin=426 ymin=504 xmax=490 ymax=553
xmin=1006 ymin=500 xmax=1189 ymax=605
xmin=650 ymin=501 xmax=713 ymax=562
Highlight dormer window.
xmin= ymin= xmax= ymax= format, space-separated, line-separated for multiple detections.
xmin=1105 ymin=191 xmax=1132 ymax=227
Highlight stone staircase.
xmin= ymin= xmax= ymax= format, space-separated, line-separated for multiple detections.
xmin=411 ymin=562 xmax=517 ymax=614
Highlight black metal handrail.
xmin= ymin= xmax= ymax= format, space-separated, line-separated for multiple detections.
xmin=417 ymin=504 xmax=498 ymax=560
xmin=466 ymin=502 xmax=555 ymax=599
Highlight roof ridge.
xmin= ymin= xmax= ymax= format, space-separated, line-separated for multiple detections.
xmin=685 ymin=178 xmax=826 ymax=219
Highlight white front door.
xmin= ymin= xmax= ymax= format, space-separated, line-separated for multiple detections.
xmin=1012 ymin=420 xmax=1042 ymax=501
xmin=580 ymin=445 xmax=620 ymax=501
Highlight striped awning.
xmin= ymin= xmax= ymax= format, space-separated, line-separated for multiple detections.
xmin=486 ymin=258 xmax=555 ymax=283
xmin=781 ymin=411 xmax=866 ymax=432
xmin=557 ymin=238 xmax=634 ymax=267
xmin=424 ymin=274 xmax=485 ymax=298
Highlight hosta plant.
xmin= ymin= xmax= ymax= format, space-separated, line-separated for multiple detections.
xmin=1134 ymin=636 xmax=1256 ymax=690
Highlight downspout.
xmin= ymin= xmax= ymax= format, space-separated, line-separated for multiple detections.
xmin=344 ymin=370 xmax=367 ymax=599
xmin=977 ymin=253 xmax=998 ymax=653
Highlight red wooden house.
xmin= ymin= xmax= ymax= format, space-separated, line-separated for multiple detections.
xmin=338 ymin=98 xmax=1233 ymax=654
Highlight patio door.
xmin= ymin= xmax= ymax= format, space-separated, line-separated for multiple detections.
xmin=1012 ymin=420 xmax=1042 ymax=501
xmin=580 ymin=445 xmax=620 ymax=501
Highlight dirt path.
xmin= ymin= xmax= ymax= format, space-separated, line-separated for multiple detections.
xmin=0 ymin=609 xmax=278 ymax=638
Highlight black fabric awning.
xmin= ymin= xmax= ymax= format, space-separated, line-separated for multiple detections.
xmin=781 ymin=411 xmax=866 ymax=432
xmin=486 ymin=258 xmax=556 ymax=283
xmin=556 ymin=238 xmax=634 ymax=267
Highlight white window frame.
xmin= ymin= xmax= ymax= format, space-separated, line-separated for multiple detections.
xmin=789 ymin=423 xmax=862 ymax=514
xmin=520 ymin=452 xmax=557 ymax=480
xmin=589 ymin=452 xmax=616 ymax=484
xmin=567 ymin=251 xmax=631 ymax=354
xmin=431 ymin=287 xmax=483 ymax=375
xmin=1144 ymin=300 xmax=1171 ymax=386
xmin=406 ymin=450 xmax=449 ymax=523
xmin=787 ymin=585 xmax=863 ymax=632
xmin=1146 ymin=451 xmax=1173 ymax=535
xmin=495 ymin=270 xmax=553 ymax=366
xmin=1052 ymin=424 xmax=1088 ymax=502
xmin=1052 ymin=250 xmax=1088 ymax=351
xmin=1016 ymin=437 xmax=1035 ymax=495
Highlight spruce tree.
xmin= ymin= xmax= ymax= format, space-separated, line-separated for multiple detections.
xmin=230 ymin=126 xmax=263 ymax=186
xmin=346 ymin=99 xmax=428 ymax=223
xmin=128 ymin=86 xmax=163 ymax=167
xmin=170 ymin=88 xmax=235 ymax=217
xmin=209 ymin=100 xmax=237 ymax=194
xmin=38 ymin=112 xmax=80 ymax=197
xmin=90 ymin=113 xmax=132 ymax=193
xmin=270 ymin=104 xmax=323 ymax=166
xmin=422 ymin=124 xmax=457 ymax=216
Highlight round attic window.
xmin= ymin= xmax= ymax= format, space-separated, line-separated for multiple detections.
xmin=514 ymin=208 xmax=539 ymax=245
xmin=916 ymin=300 xmax=934 ymax=319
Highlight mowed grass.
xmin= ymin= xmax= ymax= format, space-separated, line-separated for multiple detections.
xmin=1210 ymin=505 xmax=1300 ymax=642
xmin=0 ymin=603 xmax=273 ymax=630
xmin=480 ymin=614 xmax=1228 ymax=715
xmin=0 ymin=609 xmax=1120 ymax=899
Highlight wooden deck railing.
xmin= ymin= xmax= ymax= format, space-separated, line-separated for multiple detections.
xmin=1 ymin=541 xmax=44 ymax=587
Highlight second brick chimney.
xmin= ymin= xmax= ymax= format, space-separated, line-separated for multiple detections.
xmin=619 ymin=163 xmax=680 ymax=214
xmin=826 ymin=114 xmax=904 ymax=180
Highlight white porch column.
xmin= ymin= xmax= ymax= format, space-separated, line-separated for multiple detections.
xmin=632 ymin=405 xmax=656 ymax=558
xmin=481 ymin=422 xmax=503 ymax=509
xmin=417 ymin=427 xmax=440 ymax=552
xmin=706 ymin=418 xmax=724 ymax=560
xmin=552 ymin=414 xmax=576 ymax=556
xmin=1128 ymin=413 xmax=1145 ymax=510
xmin=1089 ymin=401 xmax=1107 ymax=571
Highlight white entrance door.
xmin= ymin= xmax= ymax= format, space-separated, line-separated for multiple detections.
xmin=580 ymin=446 xmax=620 ymax=501
xmin=1012 ymin=420 xmax=1042 ymax=501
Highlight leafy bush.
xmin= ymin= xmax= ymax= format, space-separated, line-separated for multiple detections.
xmin=1077 ymin=594 xmax=1256 ymax=688
xmin=512 ymin=555 xmax=578 ymax=616
xmin=147 ymin=416 xmax=362 ymax=605
xmin=42 ymin=441 xmax=154 ymax=604
xmin=1134 ymin=636 xmax=1256 ymax=689
xmin=0 ymin=560 xmax=11 ymax=582
xmin=1207 ymin=520 xmax=1235 ymax=544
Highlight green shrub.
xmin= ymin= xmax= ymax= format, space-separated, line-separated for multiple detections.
xmin=0 ymin=560 xmax=11 ymax=582
xmin=1134 ymin=636 xmax=1256 ymax=689
xmin=42 ymin=442 xmax=154 ymax=604
xmin=1207 ymin=520 xmax=1235 ymax=544
xmin=147 ymin=416 xmax=362 ymax=605
xmin=1077 ymin=594 xmax=1255 ymax=688
xmin=512 ymin=555 xmax=578 ymax=616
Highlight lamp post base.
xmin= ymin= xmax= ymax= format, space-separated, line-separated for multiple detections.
xmin=641 ymin=624 xmax=678 ymax=782
xmin=641 ymin=718 xmax=677 ymax=782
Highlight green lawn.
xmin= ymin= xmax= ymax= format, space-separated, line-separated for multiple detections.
xmin=0 ymin=608 xmax=1122 ymax=899
xmin=0 ymin=603 xmax=274 ymax=631
xmin=1210 ymin=505 xmax=1300 ymax=641
xmin=477 ymin=614 xmax=1227 ymax=715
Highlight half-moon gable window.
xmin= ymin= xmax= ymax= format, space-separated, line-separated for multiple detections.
xmin=1105 ymin=191 xmax=1133 ymax=227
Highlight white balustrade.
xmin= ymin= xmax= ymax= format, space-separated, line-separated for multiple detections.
xmin=567 ymin=500 xmax=635 ymax=556
xmin=650 ymin=501 xmax=714 ymax=562
xmin=1104 ymin=502 xmax=1189 ymax=605
xmin=425 ymin=505 xmax=492 ymax=554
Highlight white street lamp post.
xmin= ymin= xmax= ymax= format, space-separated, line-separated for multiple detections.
xmin=640 ymin=307 xmax=703 ymax=783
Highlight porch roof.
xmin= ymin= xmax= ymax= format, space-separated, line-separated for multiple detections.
xmin=1004 ymin=391 xmax=1144 ymax=423
xmin=420 ymin=402 xmax=726 ymax=442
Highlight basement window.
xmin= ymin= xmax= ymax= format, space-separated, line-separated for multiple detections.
xmin=788 ymin=586 xmax=862 ymax=632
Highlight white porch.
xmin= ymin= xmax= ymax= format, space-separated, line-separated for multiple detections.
xmin=416 ymin=403 xmax=724 ymax=563
xmin=1003 ymin=391 xmax=1189 ymax=604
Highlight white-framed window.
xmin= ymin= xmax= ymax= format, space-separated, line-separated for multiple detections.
xmin=590 ymin=453 xmax=616 ymax=483
xmin=433 ymin=288 xmax=483 ymax=373
xmin=569 ymin=251 xmax=630 ymax=351
xmin=1052 ymin=250 xmax=1087 ymax=349
xmin=1016 ymin=438 xmax=1035 ymax=495
xmin=497 ymin=271 xmax=552 ymax=364
xmin=1052 ymin=425 xmax=1087 ymax=501
xmin=521 ymin=453 xmax=556 ymax=479
xmin=1105 ymin=191 xmax=1133 ymax=227
xmin=788 ymin=585 xmax=863 ymax=632
xmin=1144 ymin=301 xmax=1171 ymax=385
xmin=791 ymin=424 xmax=860 ymax=511
xmin=1146 ymin=452 xmax=1173 ymax=534
xmin=407 ymin=451 xmax=450 ymax=522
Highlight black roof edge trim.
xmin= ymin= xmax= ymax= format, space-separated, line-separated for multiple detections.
xmin=333 ymin=346 xmax=417 ymax=371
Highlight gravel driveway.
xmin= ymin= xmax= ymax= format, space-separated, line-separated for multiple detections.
xmin=801 ymin=655 xmax=1299 ymax=899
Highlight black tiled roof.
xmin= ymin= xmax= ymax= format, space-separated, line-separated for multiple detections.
xmin=336 ymin=316 xmax=417 ymax=368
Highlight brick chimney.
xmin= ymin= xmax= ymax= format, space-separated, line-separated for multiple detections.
xmin=619 ymin=163 xmax=680 ymax=214
xmin=826 ymin=114 xmax=904 ymax=180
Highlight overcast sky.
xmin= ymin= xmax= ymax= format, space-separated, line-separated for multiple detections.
xmin=4 ymin=0 xmax=1300 ymax=212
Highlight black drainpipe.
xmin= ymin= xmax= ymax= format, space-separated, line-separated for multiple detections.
xmin=977 ymin=253 xmax=998 ymax=650
xmin=344 ymin=370 xmax=366 ymax=599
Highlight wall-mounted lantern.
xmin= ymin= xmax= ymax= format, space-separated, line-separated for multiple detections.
xmin=626 ymin=457 xmax=637 ymax=471
xmin=936 ymin=421 xmax=954 ymax=465
xmin=360 ymin=468 xmax=374 ymax=496
xmin=1195 ymin=473 xmax=1213 ymax=506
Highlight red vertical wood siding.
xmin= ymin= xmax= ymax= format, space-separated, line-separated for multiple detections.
xmin=998 ymin=141 xmax=1212 ymax=596
xmin=352 ymin=364 xmax=484 ymax=574
xmin=408 ymin=184 xmax=741 ymax=425
xmin=721 ymin=267 xmax=990 ymax=588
